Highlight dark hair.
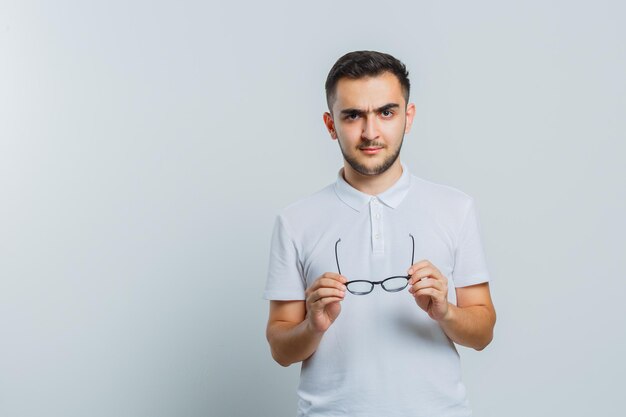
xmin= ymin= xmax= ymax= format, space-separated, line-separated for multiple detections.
xmin=325 ymin=50 xmax=410 ymax=112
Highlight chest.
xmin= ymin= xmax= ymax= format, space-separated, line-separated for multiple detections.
xmin=300 ymin=209 xmax=457 ymax=290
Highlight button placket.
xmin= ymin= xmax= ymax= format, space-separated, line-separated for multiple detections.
xmin=370 ymin=197 xmax=384 ymax=253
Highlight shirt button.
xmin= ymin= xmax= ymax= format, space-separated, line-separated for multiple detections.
xmin=375 ymin=213 xmax=381 ymax=219
xmin=375 ymin=233 xmax=380 ymax=239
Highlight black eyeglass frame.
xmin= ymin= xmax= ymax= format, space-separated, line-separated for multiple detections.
xmin=334 ymin=234 xmax=415 ymax=295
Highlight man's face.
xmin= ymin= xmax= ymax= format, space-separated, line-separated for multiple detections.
xmin=324 ymin=72 xmax=415 ymax=176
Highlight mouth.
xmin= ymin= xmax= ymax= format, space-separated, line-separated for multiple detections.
xmin=360 ymin=147 xmax=383 ymax=155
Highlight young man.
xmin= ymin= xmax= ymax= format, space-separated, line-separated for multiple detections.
xmin=264 ymin=51 xmax=496 ymax=417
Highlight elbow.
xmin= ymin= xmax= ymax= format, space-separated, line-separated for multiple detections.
xmin=474 ymin=318 xmax=496 ymax=351
xmin=266 ymin=329 xmax=294 ymax=367
xmin=474 ymin=335 xmax=492 ymax=351
xmin=270 ymin=348 xmax=293 ymax=367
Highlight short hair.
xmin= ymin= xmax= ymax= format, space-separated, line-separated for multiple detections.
xmin=325 ymin=50 xmax=410 ymax=112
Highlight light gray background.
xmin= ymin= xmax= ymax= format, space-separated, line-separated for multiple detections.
xmin=1 ymin=1 xmax=624 ymax=416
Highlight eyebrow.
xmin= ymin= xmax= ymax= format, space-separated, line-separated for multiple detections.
xmin=339 ymin=103 xmax=400 ymax=116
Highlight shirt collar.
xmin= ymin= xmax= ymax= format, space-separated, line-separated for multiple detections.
xmin=334 ymin=162 xmax=412 ymax=212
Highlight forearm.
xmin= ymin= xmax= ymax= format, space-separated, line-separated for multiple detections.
xmin=438 ymin=303 xmax=496 ymax=351
xmin=266 ymin=319 xmax=324 ymax=367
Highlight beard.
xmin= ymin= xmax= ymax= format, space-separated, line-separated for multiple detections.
xmin=337 ymin=134 xmax=405 ymax=176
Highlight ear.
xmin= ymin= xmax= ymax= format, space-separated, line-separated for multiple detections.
xmin=323 ymin=112 xmax=338 ymax=140
xmin=404 ymin=103 xmax=416 ymax=134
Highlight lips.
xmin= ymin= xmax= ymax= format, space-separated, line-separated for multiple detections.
xmin=360 ymin=147 xmax=383 ymax=155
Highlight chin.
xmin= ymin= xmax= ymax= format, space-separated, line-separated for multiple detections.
xmin=349 ymin=160 xmax=394 ymax=176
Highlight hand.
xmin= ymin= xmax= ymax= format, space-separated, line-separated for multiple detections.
xmin=407 ymin=260 xmax=450 ymax=321
xmin=305 ymin=272 xmax=347 ymax=333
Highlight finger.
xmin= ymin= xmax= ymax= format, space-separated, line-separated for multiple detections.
xmin=407 ymin=260 xmax=432 ymax=275
xmin=413 ymin=287 xmax=441 ymax=300
xmin=317 ymin=278 xmax=348 ymax=291
xmin=410 ymin=268 xmax=448 ymax=286
xmin=309 ymin=288 xmax=346 ymax=304
xmin=306 ymin=275 xmax=348 ymax=297
xmin=315 ymin=297 xmax=344 ymax=308
xmin=321 ymin=272 xmax=348 ymax=284
xmin=306 ymin=280 xmax=347 ymax=298
xmin=408 ymin=277 xmax=443 ymax=294
xmin=408 ymin=267 xmax=438 ymax=285
xmin=413 ymin=295 xmax=432 ymax=312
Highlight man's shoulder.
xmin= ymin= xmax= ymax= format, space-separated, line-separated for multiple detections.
xmin=409 ymin=174 xmax=473 ymax=203
xmin=407 ymin=174 xmax=475 ymax=221
xmin=278 ymin=182 xmax=337 ymax=219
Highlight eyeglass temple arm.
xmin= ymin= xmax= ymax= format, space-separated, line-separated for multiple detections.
xmin=336 ymin=235 xmax=413 ymax=277
xmin=335 ymin=238 xmax=342 ymax=275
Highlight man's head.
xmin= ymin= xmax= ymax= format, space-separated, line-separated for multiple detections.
xmin=325 ymin=50 xmax=410 ymax=113
xmin=323 ymin=51 xmax=415 ymax=177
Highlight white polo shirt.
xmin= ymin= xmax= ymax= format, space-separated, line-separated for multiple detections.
xmin=264 ymin=162 xmax=491 ymax=417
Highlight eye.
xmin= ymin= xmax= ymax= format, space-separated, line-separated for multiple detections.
xmin=345 ymin=113 xmax=359 ymax=120
xmin=381 ymin=109 xmax=394 ymax=118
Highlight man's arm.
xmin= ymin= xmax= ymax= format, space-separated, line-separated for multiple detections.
xmin=438 ymin=282 xmax=496 ymax=351
xmin=266 ymin=272 xmax=347 ymax=367
xmin=408 ymin=261 xmax=496 ymax=351
xmin=266 ymin=300 xmax=323 ymax=367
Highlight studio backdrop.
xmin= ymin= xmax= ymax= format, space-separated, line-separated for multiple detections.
xmin=1 ymin=1 xmax=625 ymax=416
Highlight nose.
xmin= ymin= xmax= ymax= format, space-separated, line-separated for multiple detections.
xmin=361 ymin=116 xmax=379 ymax=141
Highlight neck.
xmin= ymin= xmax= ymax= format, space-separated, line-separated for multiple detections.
xmin=342 ymin=160 xmax=403 ymax=195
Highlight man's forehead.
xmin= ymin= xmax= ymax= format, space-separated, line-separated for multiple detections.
xmin=333 ymin=72 xmax=404 ymax=111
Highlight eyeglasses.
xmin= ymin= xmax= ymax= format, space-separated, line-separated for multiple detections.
xmin=334 ymin=234 xmax=415 ymax=295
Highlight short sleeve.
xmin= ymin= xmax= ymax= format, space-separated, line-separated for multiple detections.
xmin=263 ymin=215 xmax=307 ymax=300
xmin=451 ymin=198 xmax=491 ymax=287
